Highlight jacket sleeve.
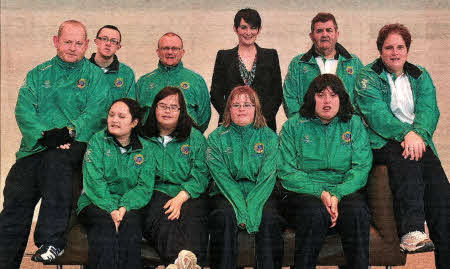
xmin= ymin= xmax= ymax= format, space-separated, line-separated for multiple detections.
xmin=126 ymin=70 xmax=137 ymax=100
xmin=412 ymin=68 xmax=440 ymax=143
xmin=119 ymin=147 xmax=155 ymax=211
xmin=265 ymin=50 xmax=283 ymax=117
xmin=195 ymin=76 xmax=211 ymax=133
xmin=206 ymin=132 xmax=249 ymax=226
xmin=181 ymin=132 xmax=210 ymax=198
xmin=245 ymin=133 xmax=278 ymax=233
xmin=72 ymin=72 xmax=109 ymax=142
xmin=278 ymin=121 xmax=327 ymax=197
xmin=82 ymin=134 xmax=118 ymax=213
xmin=14 ymin=71 xmax=46 ymax=151
xmin=328 ymin=117 xmax=373 ymax=200
xmin=355 ymin=69 xmax=412 ymax=142
xmin=210 ymin=51 xmax=227 ymax=118
xmin=282 ymin=58 xmax=301 ymax=118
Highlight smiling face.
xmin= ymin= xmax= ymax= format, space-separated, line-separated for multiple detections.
xmin=157 ymin=35 xmax=185 ymax=67
xmin=53 ymin=23 xmax=89 ymax=63
xmin=314 ymin=86 xmax=340 ymax=124
xmin=107 ymin=101 xmax=138 ymax=141
xmin=381 ymin=33 xmax=408 ymax=76
xmin=309 ymin=20 xmax=339 ymax=57
xmin=156 ymin=94 xmax=181 ymax=132
xmin=230 ymin=94 xmax=255 ymax=126
xmin=95 ymin=27 xmax=121 ymax=58
xmin=234 ymin=18 xmax=260 ymax=46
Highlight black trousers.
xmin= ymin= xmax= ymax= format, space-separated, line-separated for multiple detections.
xmin=283 ymin=192 xmax=370 ymax=269
xmin=142 ymin=191 xmax=209 ymax=266
xmin=79 ymin=204 xmax=143 ymax=269
xmin=373 ymin=141 xmax=449 ymax=269
xmin=208 ymin=195 xmax=284 ymax=269
xmin=0 ymin=142 xmax=85 ymax=269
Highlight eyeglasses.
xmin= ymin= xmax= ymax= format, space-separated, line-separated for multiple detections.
xmin=97 ymin=36 xmax=120 ymax=45
xmin=62 ymin=40 xmax=86 ymax=48
xmin=231 ymin=103 xmax=255 ymax=110
xmin=157 ymin=103 xmax=180 ymax=112
xmin=159 ymin=47 xmax=182 ymax=52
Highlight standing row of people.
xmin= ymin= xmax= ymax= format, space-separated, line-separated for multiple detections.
xmin=0 ymin=7 xmax=448 ymax=269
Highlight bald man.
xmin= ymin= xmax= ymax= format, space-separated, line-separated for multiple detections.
xmin=0 ymin=20 xmax=107 ymax=268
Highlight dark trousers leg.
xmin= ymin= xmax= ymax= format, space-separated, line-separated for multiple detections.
xmin=0 ymin=155 xmax=41 ymax=269
xmin=284 ymin=193 xmax=330 ymax=269
xmin=208 ymin=195 xmax=239 ymax=269
xmin=255 ymin=198 xmax=284 ymax=269
xmin=143 ymin=191 xmax=209 ymax=265
xmin=79 ymin=204 xmax=143 ymax=269
xmin=336 ymin=192 xmax=370 ymax=269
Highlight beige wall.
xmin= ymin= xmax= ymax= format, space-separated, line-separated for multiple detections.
xmin=1 ymin=1 xmax=449 ymax=210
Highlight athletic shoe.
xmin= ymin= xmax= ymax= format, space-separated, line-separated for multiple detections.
xmin=31 ymin=244 xmax=64 ymax=264
xmin=400 ymin=231 xmax=435 ymax=253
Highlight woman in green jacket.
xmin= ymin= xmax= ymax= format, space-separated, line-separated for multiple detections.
xmin=77 ymin=98 xmax=155 ymax=269
xmin=279 ymin=74 xmax=372 ymax=269
xmin=141 ymin=86 xmax=210 ymax=266
xmin=207 ymin=86 xmax=283 ymax=269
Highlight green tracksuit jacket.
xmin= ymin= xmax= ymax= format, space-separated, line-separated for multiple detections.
xmin=354 ymin=58 xmax=440 ymax=155
xmin=14 ymin=56 xmax=108 ymax=160
xmin=145 ymin=128 xmax=209 ymax=198
xmin=136 ymin=61 xmax=211 ymax=132
xmin=77 ymin=130 xmax=155 ymax=214
xmin=206 ymin=123 xmax=278 ymax=233
xmin=283 ymin=43 xmax=363 ymax=118
xmin=89 ymin=53 xmax=136 ymax=105
xmin=278 ymin=115 xmax=372 ymax=200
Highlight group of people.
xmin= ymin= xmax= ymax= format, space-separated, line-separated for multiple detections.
xmin=0 ymin=7 xmax=448 ymax=269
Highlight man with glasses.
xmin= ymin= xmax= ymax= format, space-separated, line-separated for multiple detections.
xmin=136 ymin=32 xmax=211 ymax=132
xmin=90 ymin=25 xmax=136 ymax=104
xmin=0 ymin=20 xmax=107 ymax=268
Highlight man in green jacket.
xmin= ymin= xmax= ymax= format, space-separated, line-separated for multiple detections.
xmin=283 ymin=12 xmax=363 ymax=118
xmin=0 ymin=20 xmax=108 ymax=268
xmin=136 ymin=32 xmax=211 ymax=132
xmin=89 ymin=25 xmax=136 ymax=104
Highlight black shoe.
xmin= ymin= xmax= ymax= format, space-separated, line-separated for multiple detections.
xmin=31 ymin=244 xmax=64 ymax=264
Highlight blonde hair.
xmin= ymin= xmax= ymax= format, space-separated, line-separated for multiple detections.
xmin=58 ymin=20 xmax=87 ymax=40
xmin=223 ymin=85 xmax=267 ymax=128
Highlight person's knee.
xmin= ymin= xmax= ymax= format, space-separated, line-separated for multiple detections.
xmin=209 ymin=207 xmax=235 ymax=229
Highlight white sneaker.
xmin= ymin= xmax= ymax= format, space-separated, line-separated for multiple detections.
xmin=31 ymin=244 xmax=64 ymax=264
xmin=400 ymin=231 xmax=435 ymax=253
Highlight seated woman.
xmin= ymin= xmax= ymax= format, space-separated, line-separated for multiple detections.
xmin=355 ymin=24 xmax=449 ymax=268
xmin=141 ymin=86 xmax=210 ymax=266
xmin=207 ymin=86 xmax=283 ymax=269
xmin=77 ymin=98 xmax=155 ymax=269
xmin=278 ymin=74 xmax=372 ymax=269
xmin=210 ymin=8 xmax=282 ymax=131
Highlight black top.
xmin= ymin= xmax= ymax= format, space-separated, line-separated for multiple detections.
xmin=210 ymin=44 xmax=283 ymax=131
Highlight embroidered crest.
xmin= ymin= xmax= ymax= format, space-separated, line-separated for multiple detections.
xmin=181 ymin=144 xmax=191 ymax=155
xmin=114 ymin=78 xmax=124 ymax=87
xmin=149 ymin=82 xmax=155 ymax=89
xmin=43 ymin=80 xmax=51 ymax=88
xmin=304 ymin=135 xmax=312 ymax=143
xmin=303 ymin=66 xmax=309 ymax=73
xmin=342 ymin=131 xmax=352 ymax=143
xmin=254 ymin=143 xmax=264 ymax=154
xmin=180 ymin=81 xmax=190 ymax=90
xmin=361 ymin=79 xmax=368 ymax=89
xmin=346 ymin=66 xmax=354 ymax=75
xmin=77 ymin=78 xmax=87 ymax=89
xmin=134 ymin=154 xmax=144 ymax=165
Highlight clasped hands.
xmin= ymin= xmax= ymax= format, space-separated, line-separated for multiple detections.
xmin=321 ymin=191 xmax=339 ymax=228
xmin=401 ymin=131 xmax=426 ymax=161
xmin=110 ymin=207 xmax=127 ymax=232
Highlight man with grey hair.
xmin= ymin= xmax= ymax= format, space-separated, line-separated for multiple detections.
xmin=0 ymin=20 xmax=107 ymax=268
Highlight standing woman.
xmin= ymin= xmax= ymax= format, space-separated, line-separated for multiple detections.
xmin=210 ymin=8 xmax=282 ymax=131
xmin=141 ymin=86 xmax=210 ymax=266
xmin=77 ymin=98 xmax=155 ymax=269
xmin=355 ymin=24 xmax=449 ymax=268
xmin=207 ymin=86 xmax=283 ymax=269
xmin=278 ymin=74 xmax=372 ymax=269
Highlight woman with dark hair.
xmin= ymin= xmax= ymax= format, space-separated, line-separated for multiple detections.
xmin=210 ymin=8 xmax=282 ymax=131
xmin=279 ymin=74 xmax=372 ymax=269
xmin=77 ymin=98 xmax=155 ymax=269
xmin=355 ymin=23 xmax=449 ymax=268
xmin=141 ymin=86 xmax=210 ymax=266
xmin=207 ymin=86 xmax=283 ymax=269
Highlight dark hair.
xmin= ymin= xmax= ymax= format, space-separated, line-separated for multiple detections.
xmin=310 ymin=12 xmax=338 ymax=32
xmin=376 ymin=23 xmax=411 ymax=52
xmin=109 ymin=98 xmax=143 ymax=122
xmin=143 ymin=86 xmax=193 ymax=141
xmin=234 ymin=8 xmax=262 ymax=30
xmin=96 ymin=25 xmax=122 ymax=42
xmin=300 ymin=74 xmax=354 ymax=122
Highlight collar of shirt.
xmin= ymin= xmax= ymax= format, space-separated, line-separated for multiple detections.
xmin=387 ymin=73 xmax=415 ymax=125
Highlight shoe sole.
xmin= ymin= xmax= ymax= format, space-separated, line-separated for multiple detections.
xmin=401 ymin=241 xmax=435 ymax=254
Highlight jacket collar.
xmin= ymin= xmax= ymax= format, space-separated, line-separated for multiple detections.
xmin=371 ymin=58 xmax=422 ymax=79
xmin=158 ymin=61 xmax=184 ymax=73
xmin=300 ymin=43 xmax=352 ymax=62
xmin=54 ymin=55 xmax=85 ymax=70
xmin=106 ymin=129 xmax=143 ymax=152
xmin=89 ymin=53 xmax=120 ymax=73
